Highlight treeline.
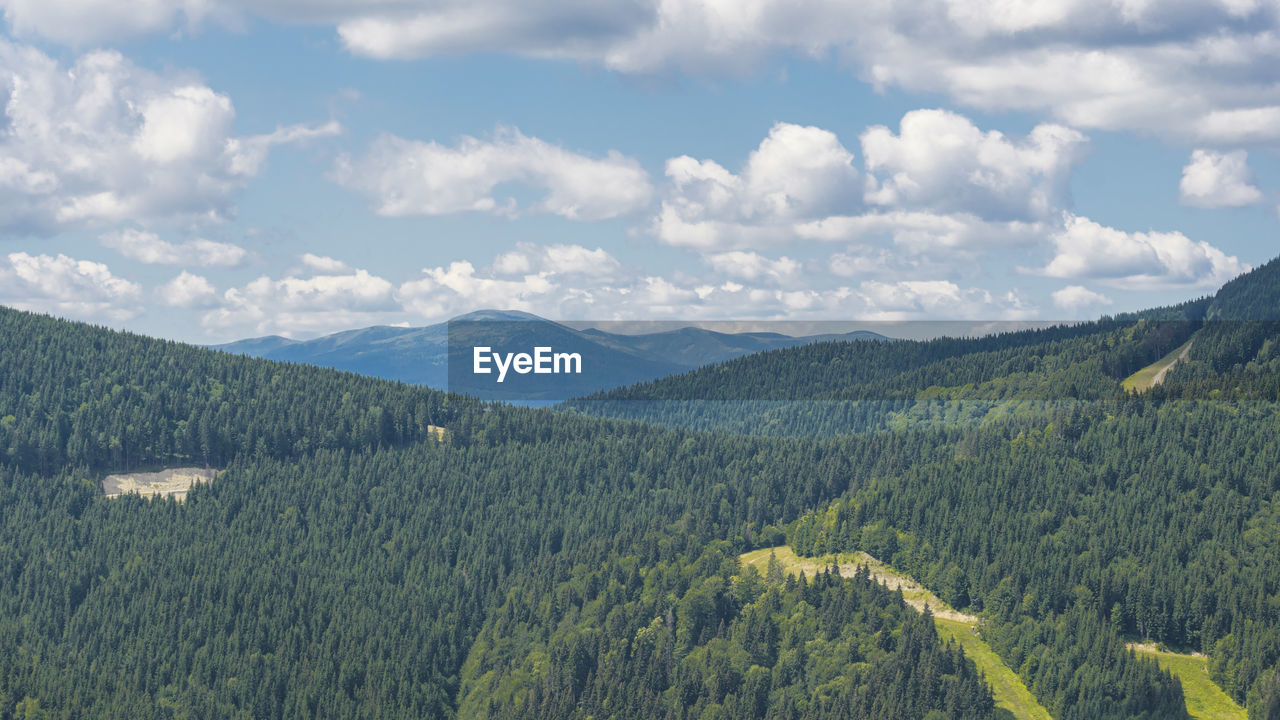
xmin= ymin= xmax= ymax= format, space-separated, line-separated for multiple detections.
xmin=568 ymin=306 xmax=1204 ymax=437
xmin=0 ymin=308 xmax=463 ymax=475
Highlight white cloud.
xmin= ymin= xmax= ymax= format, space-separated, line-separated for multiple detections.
xmin=1051 ymin=284 xmax=1113 ymax=312
xmin=202 ymin=268 xmax=396 ymax=336
xmin=0 ymin=40 xmax=337 ymax=234
xmin=332 ymin=127 xmax=652 ymax=221
xmin=1039 ymin=214 xmax=1248 ymax=288
xmin=654 ymin=122 xmax=860 ymax=248
xmin=705 ymin=251 xmax=800 ymax=282
xmin=12 ymin=2 xmax=1278 ymax=145
xmin=0 ymin=251 xmax=141 ymax=321
xmin=796 ymin=211 xmax=1044 ymax=253
xmin=1179 ymin=149 xmax=1264 ymax=208
xmin=393 ymin=246 xmax=1031 ymax=323
xmin=100 ymin=228 xmax=247 ymax=266
xmin=158 ymin=270 xmax=218 ymax=308
xmin=225 ymin=121 xmax=342 ymax=177
xmin=828 ymin=248 xmax=911 ymax=278
xmin=300 ymin=253 xmax=350 ymax=273
xmin=0 ymin=0 xmax=219 ymax=45
xmin=859 ymin=279 xmax=991 ymax=317
xmin=332 ymin=2 xmax=654 ymax=61
xmin=654 ymin=115 xmax=1082 ymax=257
xmin=492 ymin=243 xmax=621 ymax=277
xmin=397 ymin=261 xmax=557 ymax=317
xmin=246 ymin=269 xmax=395 ymax=310
xmin=851 ymin=3 xmax=1280 ymax=144
xmin=861 ymin=109 xmax=1087 ymax=221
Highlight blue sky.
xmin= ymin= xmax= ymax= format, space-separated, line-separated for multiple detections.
xmin=0 ymin=1 xmax=1278 ymax=342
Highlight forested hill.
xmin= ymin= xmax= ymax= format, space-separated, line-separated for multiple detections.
xmin=574 ymin=258 xmax=1280 ymax=420
xmin=4 ymin=246 xmax=1280 ymax=720
xmin=1207 ymin=256 xmax=1280 ymax=321
xmin=562 ymin=300 xmax=1204 ymax=435
xmin=0 ymin=305 xmax=1008 ymax=719
xmin=565 ymin=262 xmax=1280 ymax=436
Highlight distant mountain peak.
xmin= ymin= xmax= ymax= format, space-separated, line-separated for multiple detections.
xmin=449 ymin=309 xmax=548 ymax=323
xmin=212 ymin=310 xmax=890 ymax=393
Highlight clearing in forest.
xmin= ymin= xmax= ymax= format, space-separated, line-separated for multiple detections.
xmin=102 ymin=467 xmax=220 ymax=501
xmin=739 ymin=545 xmax=1053 ymax=720
xmin=1123 ymin=339 xmax=1194 ymax=392
xmin=1128 ymin=643 xmax=1245 ymax=720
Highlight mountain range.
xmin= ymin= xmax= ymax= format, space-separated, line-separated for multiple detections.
xmin=213 ymin=310 xmax=889 ymax=396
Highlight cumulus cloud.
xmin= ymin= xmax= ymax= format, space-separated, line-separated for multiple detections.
xmin=705 ymin=251 xmax=800 ymax=282
xmin=654 ymin=115 xmax=1087 ymax=257
xmin=1179 ymin=149 xmax=1264 ymax=208
xmin=202 ymin=268 xmax=397 ymax=336
xmin=332 ymin=1 xmax=653 ymax=61
xmin=861 ymin=109 xmax=1087 ymax=221
xmin=13 ymin=2 xmax=1280 ymax=145
xmin=332 ymin=127 xmax=652 ymax=221
xmin=0 ymin=251 xmax=141 ymax=321
xmin=796 ymin=211 xmax=1044 ymax=253
xmin=654 ymin=122 xmax=860 ymax=248
xmin=1039 ymin=214 xmax=1248 ymax=288
xmin=859 ymin=279 xmax=991 ymax=317
xmin=157 ymin=271 xmax=219 ymax=308
xmin=100 ymin=228 xmax=247 ymax=266
xmin=492 ymin=242 xmax=621 ymax=276
xmin=0 ymin=0 xmax=219 ymax=44
xmin=397 ymin=261 xmax=557 ymax=318
xmin=392 ymin=245 xmax=1032 ymax=323
xmin=1051 ymin=284 xmax=1113 ymax=312
xmin=0 ymin=40 xmax=337 ymax=234
xmin=851 ymin=2 xmax=1280 ymax=145
xmin=300 ymin=253 xmax=350 ymax=272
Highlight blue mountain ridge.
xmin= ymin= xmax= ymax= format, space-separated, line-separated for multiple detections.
xmin=212 ymin=310 xmax=889 ymax=395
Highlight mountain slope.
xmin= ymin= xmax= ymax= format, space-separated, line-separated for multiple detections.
xmin=0 ymin=305 xmax=998 ymax=720
xmin=6 ymin=259 xmax=1280 ymax=718
xmin=565 ymin=299 xmax=1207 ymax=436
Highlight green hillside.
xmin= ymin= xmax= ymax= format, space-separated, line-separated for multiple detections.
xmin=566 ymin=301 xmax=1208 ymax=436
xmin=739 ymin=546 xmax=1052 ymax=720
xmin=0 ymin=306 xmax=1000 ymax=719
xmin=4 ymin=257 xmax=1280 ymax=718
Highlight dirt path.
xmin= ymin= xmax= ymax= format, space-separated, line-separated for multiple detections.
xmin=739 ymin=546 xmax=1049 ymax=720
xmin=739 ymin=546 xmax=979 ymax=622
xmin=1152 ymin=340 xmax=1193 ymax=386
xmin=1124 ymin=339 xmax=1194 ymax=392
xmin=838 ymin=551 xmax=979 ymax=623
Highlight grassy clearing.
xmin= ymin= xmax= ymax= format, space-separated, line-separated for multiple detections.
xmin=739 ymin=546 xmax=1052 ymax=720
xmin=102 ymin=467 xmax=220 ymax=501
xmin=937 ymin=618 xmax=1052 ymax=720
xmin=1123 ymin=339 xmax=1193 ymax=392
xmin=1129 ymin=644 xmax=1245 ymax=720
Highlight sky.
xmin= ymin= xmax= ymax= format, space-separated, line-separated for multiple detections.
xmin=0 ymin=1 xmax=1278 ymax=343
